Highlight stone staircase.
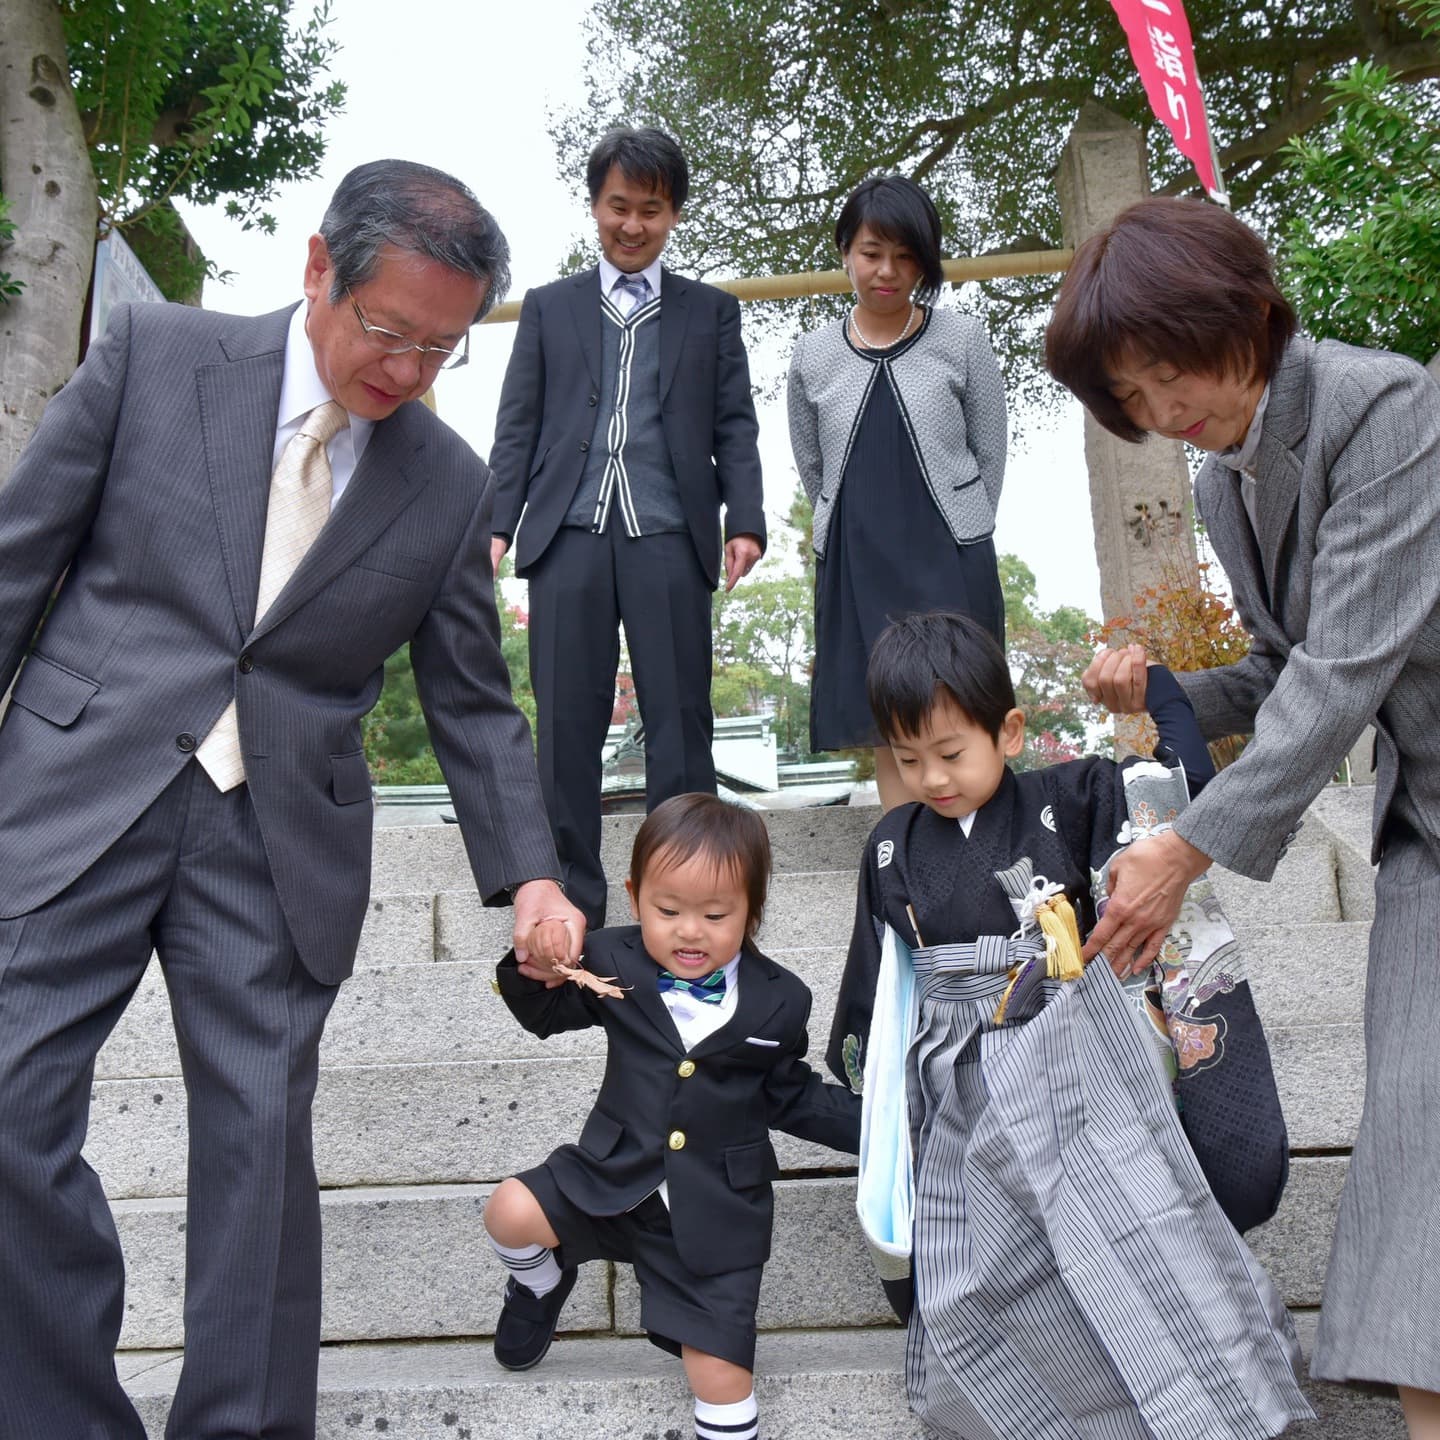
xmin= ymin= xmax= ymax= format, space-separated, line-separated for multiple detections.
xmin=108 ymin=790 xmax=1404 ymax=1437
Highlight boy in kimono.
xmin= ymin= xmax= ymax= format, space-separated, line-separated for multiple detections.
xmin=827 ymin=612 xmax=1309 ymax=1440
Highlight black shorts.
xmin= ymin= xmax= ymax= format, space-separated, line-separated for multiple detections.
xmin=516 ymin=1162 xmax=763 ymax=1371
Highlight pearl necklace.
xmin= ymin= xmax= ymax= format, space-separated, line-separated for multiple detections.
xmin=849 ymin=302 xmax=918 ymax=350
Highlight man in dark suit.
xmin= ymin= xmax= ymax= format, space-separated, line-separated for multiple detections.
xmin=0 ymin=159 xmax=583 ymax=1440
xmin=489 ymin=126 xmax=766 ymax=928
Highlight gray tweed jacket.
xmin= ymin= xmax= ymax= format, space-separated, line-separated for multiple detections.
xmin=1175 ymin=335 xmax=1440 ymax=879
xmin=786 ymin=308 xmax=1007 ymax=558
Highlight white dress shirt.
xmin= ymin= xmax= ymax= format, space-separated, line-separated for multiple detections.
xmin=598 ymin=255 xmax=663 ymax=315
xmin=652 ymin=951 xmax=742 ymax=1209
xmin=276 ymin=303 xmax=374 ymax=510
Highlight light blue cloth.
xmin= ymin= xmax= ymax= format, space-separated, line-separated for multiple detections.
xmin=855 ymin=924 xmax=918 ymax=1279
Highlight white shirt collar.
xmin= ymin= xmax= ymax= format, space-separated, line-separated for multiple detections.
xmin=278 ymin=301 xmax=374 ymax=505
xmin=598 ymin=255 xmax=663 ymax=302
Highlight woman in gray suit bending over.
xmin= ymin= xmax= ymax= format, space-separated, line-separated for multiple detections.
xmin=1047 ymin=196 xmax=1440 ymax=1439
xmin=787 ymin=176 xmax=1007 ymax=809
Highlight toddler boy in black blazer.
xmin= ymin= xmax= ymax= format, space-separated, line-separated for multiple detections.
xmin=486 ymin=795 xmax=859 ymax=1440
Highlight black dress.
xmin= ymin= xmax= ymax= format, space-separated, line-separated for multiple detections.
xmin=811 ymin=319 xmax=1005 ymax=752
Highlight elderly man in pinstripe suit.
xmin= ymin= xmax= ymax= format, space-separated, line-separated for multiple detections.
xmin=0 ymin=160 xmax=582 ymax=1440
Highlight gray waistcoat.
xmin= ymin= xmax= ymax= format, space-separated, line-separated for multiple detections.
xmin=565 ymin=298 xmax=686 ymax=535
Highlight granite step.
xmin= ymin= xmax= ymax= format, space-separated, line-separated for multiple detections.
xmin=349 ymin=830 xmax=1346 ymax=969
xmin=425 ymin=844 xmax=1346 ymax=968
xmin=112 ymin=1158 xmax=1346 ymax=1349
xmin=117 ymin=1315 xmax=1404 ymax=1439
xmin=96 ymin=918 xmax=1371 ymax=1082
xmin=371 ymin=807 xmax=884 ymax=896
xmin=87 ymin=1006 xmax=1365 ymax=1201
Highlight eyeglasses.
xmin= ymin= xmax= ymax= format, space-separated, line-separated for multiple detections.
xmin=347 ymin=289 xmax=470 ymax=371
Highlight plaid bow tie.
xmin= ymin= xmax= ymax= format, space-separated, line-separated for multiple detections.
xmin=656 ymin=969 xmax=727 ymax=1004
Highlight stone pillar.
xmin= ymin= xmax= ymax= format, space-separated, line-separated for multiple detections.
xmin=1056 ymin=103 xmax=1197 ymax=625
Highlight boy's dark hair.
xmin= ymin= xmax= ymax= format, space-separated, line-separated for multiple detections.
xmin=586 ymin=126 xmax=689 ymax=212
xmin=630 ymin=793 xmax=771 ymax=936
xmin=835 ymin=175 xmax=945 ymax=306
xmin=867 ymin=612 xmax=1016 ymax=742
xmin=1044 ymin=196 xmax=1296 ymax=443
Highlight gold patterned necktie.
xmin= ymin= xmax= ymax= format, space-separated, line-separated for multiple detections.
xmin=195 ymin=400 xmax=350 ymax=791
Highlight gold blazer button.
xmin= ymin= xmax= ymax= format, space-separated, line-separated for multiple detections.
xmin=677 ymin=1060 xmax=696 ymax=1078
xmin=668 ymin=1130 xmax=686 ymax=1151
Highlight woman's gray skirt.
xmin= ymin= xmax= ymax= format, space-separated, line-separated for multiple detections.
xmin=905 ymin=943 xmax=1311 ymax=1438
xmin=1312 ymin=827 xmax=1440 ymax=1389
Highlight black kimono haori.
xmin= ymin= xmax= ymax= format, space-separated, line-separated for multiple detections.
xmin=826 ymin=679 xmax=1311 ymax=1440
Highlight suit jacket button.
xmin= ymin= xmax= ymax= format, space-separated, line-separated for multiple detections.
xmin=176 ymin=733 xmax=197 ymax=752
xmin=668 ymin=1129 xmax=686 ymax=1151
xmin=579 ymin=440 xmax=590 ymax=452
xmin=677 ymin=1060 xmax=696 ymax=1078
xmin=587 ymin=393 xmax=599 ymax=407
xmin=237 ymin=653 xmax=254 ymax=674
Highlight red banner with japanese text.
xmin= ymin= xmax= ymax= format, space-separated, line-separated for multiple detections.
xmin=1108 ymin=0 xmax=1228 ymax=204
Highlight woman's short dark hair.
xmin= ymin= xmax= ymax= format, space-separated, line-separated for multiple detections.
xmin=868 ymin=612 xmax=1016 ymax=743
xmin=319 ymin=159 xmax=510 ymax=321
xmin=630 ymin=793 xmax=771 ymax=936
xmin=835 ymin=175 xmax=945 ymax=305
xmin=586 ymin=126 xmax=689 ymax=212
xmin=1044 ymin=197 xmax=1296 ymax=442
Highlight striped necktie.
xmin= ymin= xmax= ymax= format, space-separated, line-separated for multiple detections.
xmin=195 ymin=400 xmax=349 ymax=792
xmin=612 ymin=273 xmax=650 ymax=315
xmin=656 ymin=968 xmax=727 ymax=1004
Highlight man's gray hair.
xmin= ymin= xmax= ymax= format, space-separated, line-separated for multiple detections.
xmin=319 ymin=159 xmax=511 ymax=321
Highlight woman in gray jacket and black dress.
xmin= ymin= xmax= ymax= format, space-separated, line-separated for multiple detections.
xmin=787 ymin=176 xmax=1008 ymax=808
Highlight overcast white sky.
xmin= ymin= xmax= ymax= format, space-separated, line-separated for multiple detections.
xmin=178 ymin=0 xmax=1103 ymax=619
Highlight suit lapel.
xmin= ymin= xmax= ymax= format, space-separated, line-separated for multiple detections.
xmin=689 ymin=945 xmax=784 ymax=1059
xmin=612 ymin=931 xmax=687 ymax=1056
xmin=658 ymin=266 xmax=690 ymax=403
xmin=1199 ymin=456 xmax=1267 ymax=610
xmin=1249 ymin=339 xmax=1312 ymax=615
xmin=567 ymin=270 xmax=603 ymax=391
xmin=197 ymin=308 xmax=292 ymax=634
xmin=247 ymin=401 xmax=432 ymax=641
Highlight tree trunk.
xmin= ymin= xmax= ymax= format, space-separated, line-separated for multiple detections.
xmin=0 ymin=0 xmax=97 ymax=490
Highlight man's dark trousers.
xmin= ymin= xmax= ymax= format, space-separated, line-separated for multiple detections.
xmin=0 ymin=763 xmax=336 ymax=1440
xmin=528 ymin=523 xmax=716 ymax=927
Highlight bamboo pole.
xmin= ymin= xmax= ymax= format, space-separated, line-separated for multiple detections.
xmin=479 ymin=247 xmax=1073 ymax=325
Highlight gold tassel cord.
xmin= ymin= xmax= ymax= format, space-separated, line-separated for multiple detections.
xmin=1035 ymin=895 xmax=1086 ymax=982
xmin=993 ymin=894 xmax=1087 ymax=1023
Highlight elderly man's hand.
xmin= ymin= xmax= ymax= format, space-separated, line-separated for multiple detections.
xmin=723 ymin=535 xmax=763 ymax=592
xmin=1083 ymin=642 xmax=1149 ymax=714
xmin=1084 ymin=827 xmax=1212 ymax=976
xmin=512 ymin=879 xmax=586 ymax=986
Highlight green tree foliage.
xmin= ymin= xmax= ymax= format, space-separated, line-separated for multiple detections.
xmin=1278 ymin=2 xmax=1440 ymax=363
xmin=711 ymin=561 xmax=814 ymax=757
xmin=0 ymin=195 xmax=21 ymax=302
xmin=63 ymin=0 xmax=345 ymax=299
xmin=554 ymin=0 xmax=1439 ymax=404
xmin=999 ymin=554 xmax=1098 ymax=769
xmin=362 ymin=649 xmax=443 ymax=785
xmin=363 ymin=578 xmax=537 ymax=783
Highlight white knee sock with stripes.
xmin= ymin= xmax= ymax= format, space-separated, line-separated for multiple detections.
xmin=486 ymin=1235 xmax=562 ymax=1297
xmin=694 ymin=1392 xmax=759 ymax=1440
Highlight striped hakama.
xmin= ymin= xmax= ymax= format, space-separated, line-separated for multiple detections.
xmin=902 ymin=938 xmax=1310 ymax=1439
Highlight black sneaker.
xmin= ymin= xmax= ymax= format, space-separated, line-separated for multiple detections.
xmin=492 ymin=1267 xmax=579 ymax=1371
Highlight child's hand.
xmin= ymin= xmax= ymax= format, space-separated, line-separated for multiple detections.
xmin=1083 ymin=643 xmax=1148 ymax=714
xmin=513 ymin=880 xmax=586 ymax=985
